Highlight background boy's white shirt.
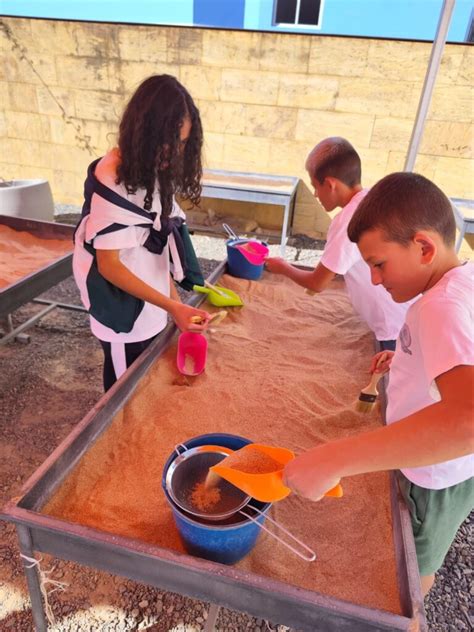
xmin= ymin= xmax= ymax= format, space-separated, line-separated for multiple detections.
xmin=320 ymin=189 xmax=412 ymax=341
xmin=387 ymin=262 xmax=474 ymax=489
xmin=75 ymin=167 xmax=184 ymax=344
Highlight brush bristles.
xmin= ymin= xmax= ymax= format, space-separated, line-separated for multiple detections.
xmin=356 ymin=391 xmax=378 ymax=413
xmin=356 ymin=399 xmax=377 ymax=413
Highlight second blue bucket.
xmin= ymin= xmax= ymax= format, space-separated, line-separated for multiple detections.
xmin=162 ymin=433 xmax=271 ymax=565
xmin=226 ymin=239 xmax=264 ymax=280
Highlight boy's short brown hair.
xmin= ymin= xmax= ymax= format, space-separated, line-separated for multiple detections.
xmin=347 ymin=172 xmax=456 ymax=246
xmin=310 ymin=138 xmax=361 ymax=188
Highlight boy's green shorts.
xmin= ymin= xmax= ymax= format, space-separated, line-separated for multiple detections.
xmin=398 ymin=472 xmax=474 ymax=576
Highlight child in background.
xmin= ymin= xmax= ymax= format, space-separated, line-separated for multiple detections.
xmin=265 ymin=137 xmax=412 ymax=349
xmin=73 ymin=75 xmax=210 ymax=391
xmin=284 ymin=172 xmax=473 ymax=595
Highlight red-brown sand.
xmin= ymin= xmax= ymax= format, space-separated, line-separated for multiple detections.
xmin=43 ymin=273 xmax=401 ymax=614
xmin=0 ymin=225 xmax=72 ymax=289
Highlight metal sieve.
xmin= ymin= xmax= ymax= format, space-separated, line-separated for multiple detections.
xmin=165 ymin=445 xmax=251 ymax=521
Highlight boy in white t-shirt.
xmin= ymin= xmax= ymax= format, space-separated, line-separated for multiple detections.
xmin=265 ymin=137 xmax=411 ymax=349
xmin=283 ymin=172 xmax=473 ymax=596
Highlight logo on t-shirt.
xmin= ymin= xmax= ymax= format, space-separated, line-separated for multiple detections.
xmin=400 ymin=323 xmax=412 ymax=355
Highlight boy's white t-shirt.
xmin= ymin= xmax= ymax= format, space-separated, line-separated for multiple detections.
xmin=321 ymin=189 xmax=412 ymax=341
xmin=386 ymin=262 xmax=474 ymax=489
xmin=74 ymin=153 xmax=183 ymax=343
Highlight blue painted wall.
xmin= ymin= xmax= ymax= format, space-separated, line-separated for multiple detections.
xmin=250 ymin=0 xmax=473 ymax=43
xmin=0 ymin=0 xmax=471 ymax=42
xmin=194 ymin=0 xmax=245 ymax=28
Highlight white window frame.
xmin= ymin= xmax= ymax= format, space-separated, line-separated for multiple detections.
xmin=273 ymin=0 xmax=325 ymax=30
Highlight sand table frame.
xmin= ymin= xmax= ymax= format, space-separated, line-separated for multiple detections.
xmin=1 ymin=262 xmax=425 ymax=631
xmin=0 ymin=215 xmax=74 ymax=313
xmin=0 ymin=224 xmax=71 ymax=291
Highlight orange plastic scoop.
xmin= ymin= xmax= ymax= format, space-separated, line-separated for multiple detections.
xmin=210 ymin=443 xmax=343 ymax=503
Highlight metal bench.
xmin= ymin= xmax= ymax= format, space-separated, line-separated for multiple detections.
xmin=202 ymin=169 xmax=299 ymax=256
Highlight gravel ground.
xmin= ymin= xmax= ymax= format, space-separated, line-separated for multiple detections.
xmin=0 ymin=209 xmax=471 ymax=631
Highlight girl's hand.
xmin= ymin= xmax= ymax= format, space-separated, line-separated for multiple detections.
xmin=264 ymin=257 xmax=290 ymax=275
xmin=283 ymin=446 xmax=342 ymax=502
xmin=370 ymin=350 xmax=395 ymax=374
xmin=169 ymin=302 xmax=210 ymax=332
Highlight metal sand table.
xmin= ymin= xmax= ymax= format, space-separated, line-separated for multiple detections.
xmin=201 ymin=169 xmax=299 ymax=257
xmin=0 ymin=215 xmax=83 ymax=345
xmin=1 ymin=262 xmax=426 ymax=631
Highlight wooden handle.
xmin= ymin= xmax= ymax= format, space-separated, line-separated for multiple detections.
xmin=204 ymin=280 xmax=226 ymax=296
xmin=366 ymin=352 xmax=390 ymax=390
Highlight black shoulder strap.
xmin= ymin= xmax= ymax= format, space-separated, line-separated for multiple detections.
xmin=84 ymin=158 xmax=154 ymax=221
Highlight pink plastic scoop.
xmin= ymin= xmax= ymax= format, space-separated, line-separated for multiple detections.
xmin=235 ymin=241 xmax=269 ymax=265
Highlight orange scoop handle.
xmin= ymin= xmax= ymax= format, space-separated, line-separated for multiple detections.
xmin=210 ymin=443 xmax=343 ymax=502
xmin=325 ymin=483 xmax=343 ymax=498
xmin=253 ymin=444 xmax=343 ymax=498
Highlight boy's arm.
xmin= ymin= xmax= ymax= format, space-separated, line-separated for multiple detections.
xmin=264 ymin=259 xmax=336 ymax=293
xmin=284 ymin=364 xmax=474 ymax=501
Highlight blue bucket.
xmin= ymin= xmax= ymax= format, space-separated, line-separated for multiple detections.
xmin=226 ymin=239 xmax=264 ymax=280
xmin=162 ymin=433 xmax=271 ymax=565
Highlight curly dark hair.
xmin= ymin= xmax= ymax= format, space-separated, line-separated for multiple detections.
xmin=116 ymin=74 xmax=203 ymax=217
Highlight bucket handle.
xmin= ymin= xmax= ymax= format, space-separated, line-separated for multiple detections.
xmin=222 ymin=223 xmax=238 ymax=240
xmin=239 ymin=504 xmax=316 ymax=562
xmin=174 ymin=443 xmax=189 ymax=456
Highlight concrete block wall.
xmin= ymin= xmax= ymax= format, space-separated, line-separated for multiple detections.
xmin=0 ymin=17 xmax=472 ymax=250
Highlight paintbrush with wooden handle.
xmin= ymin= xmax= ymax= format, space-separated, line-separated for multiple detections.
xmin=356 ymin=352 xmax=389 ymax=413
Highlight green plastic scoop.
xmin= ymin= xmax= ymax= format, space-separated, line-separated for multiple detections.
xmin=193 ymin=283 xmax=244 ymax=307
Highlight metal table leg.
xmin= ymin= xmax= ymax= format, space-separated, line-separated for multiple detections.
xmin=0 ymin=304 xmax=56 ymax=346
xmin=280 ymin=200 xmax=291 ymax=257
xmin=455 ymin=224 xmax=466 ymax=253
xmin=16 ymin=525 xmax=48 ymax=632
xmin=0 ymin=314 xmax=30 ymax=344
xmin=0 ymin=299 xmax=87 ymax=347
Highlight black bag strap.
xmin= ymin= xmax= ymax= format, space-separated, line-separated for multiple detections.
xmin=78 ymin=158 xmax=185 ymax=260
xmin=83 ymin=158 xmax=153 ymax=221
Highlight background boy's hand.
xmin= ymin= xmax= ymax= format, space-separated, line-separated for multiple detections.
xmin=170 ymin=302 xmax=210 ymax=332
xmin=264 ymin=257 xmax=291 ymax=275
xmin=283 ymin=445 xmax=342 ymax=501
xmin=370 ymin=350 xmax=394 ymax=374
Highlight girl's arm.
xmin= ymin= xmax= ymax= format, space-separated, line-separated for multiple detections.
xmin=284 ymin=364 xmax=474 ymax=501
xmin=96 ymin=249 xmax=209 ymax=331
xmin=169 ymin=275 xmax=181 ymax=303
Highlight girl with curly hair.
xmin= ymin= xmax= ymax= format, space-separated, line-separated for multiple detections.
xmin=73 ymin=75 xmax=210 ymax=390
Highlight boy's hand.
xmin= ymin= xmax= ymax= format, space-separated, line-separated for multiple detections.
xmin=169 ymin=302 xmax=210 ymax=332
xmin=283 ymin=445 xmax=342 ymax=501
xmin=264 ymin=257 xmax=291 ymax=275
xmin=370 ymin=350 xmax=394 ymax=374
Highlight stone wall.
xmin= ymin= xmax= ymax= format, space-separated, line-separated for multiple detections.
xmin=0 ymin=17 xmax=472 ymax=248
